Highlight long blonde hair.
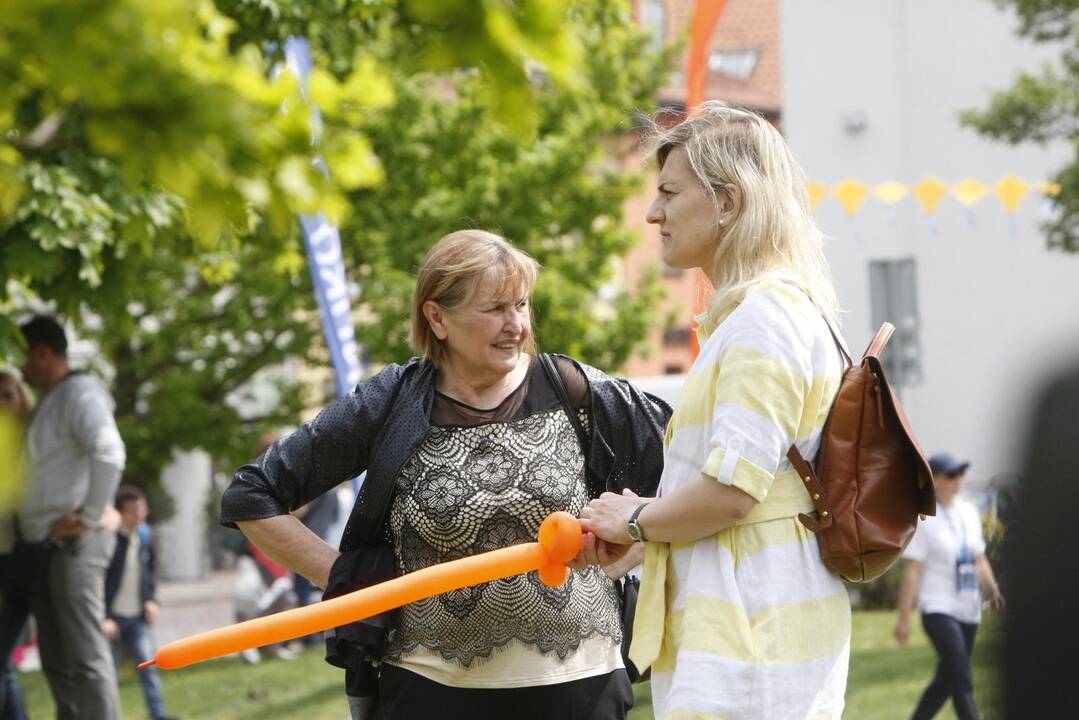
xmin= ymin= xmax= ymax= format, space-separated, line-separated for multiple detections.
xmin=411 ymin=230 xmax=540 ymax=366
xmin=646 ymin=101 xmax=839 ymax=323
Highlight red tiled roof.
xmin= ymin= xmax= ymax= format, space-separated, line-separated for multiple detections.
xmin=650 ymin=0 xmax=781 ymax=114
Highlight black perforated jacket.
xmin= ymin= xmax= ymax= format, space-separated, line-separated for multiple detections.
xmin=220 ymin=354 xmax=672 ymax=552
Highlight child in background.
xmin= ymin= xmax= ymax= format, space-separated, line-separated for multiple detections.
xmin=103 ymin=485 xmax=178 ymax=720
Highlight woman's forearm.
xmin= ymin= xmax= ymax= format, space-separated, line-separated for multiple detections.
xmin=976 ymin=555 xmax=1001 ymax=596
xmin=893 ymin=560 xmax=922 ymax=645
xmin=635 ymin=473 xmax=757 ymax=544
xmin=896 ymin=560 xmax=923 ymax=620
xmin=237 ymin=514 xmax=340 ymax=590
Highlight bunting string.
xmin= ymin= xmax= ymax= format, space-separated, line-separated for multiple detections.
xmin=811 ymin=176 xmax=1061 ymax=216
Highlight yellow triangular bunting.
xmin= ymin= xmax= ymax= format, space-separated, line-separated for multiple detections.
xmin=802 ymin=175 xmax=1056 ymax=217
xmin=1036 ymin=180 xmax=1062 ymax=197
xmin=913 ymin=177 xmax=950 ymax=214
xmin=953 ymin=178 xmax=988 ymax=208
xmin=806 ymin=180 xmax=828 ymax=211
xmin=873 ymin=182 xmax=909 ymax=205
xmin=832 ymin=179 xmax=869 ymax=216
xmin=994 ymin=175 xmax=1029 ymax=213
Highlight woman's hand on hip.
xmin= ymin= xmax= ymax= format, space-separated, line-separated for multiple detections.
xmin=236 ymin=515 xmax=339 ymax=590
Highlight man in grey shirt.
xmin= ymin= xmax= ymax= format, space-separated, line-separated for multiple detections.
xmin=17 ymin=316 xmax=124 ymax=719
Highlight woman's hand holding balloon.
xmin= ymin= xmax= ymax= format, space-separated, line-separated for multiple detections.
xmin=598 ymin=539 xmax=643 ymax=580
xmin=568 ymin=532 xmax=603 ymax=571
xmin=569 ymin=532 xmax=643 ymax=579
xmin=574 ymin=488 xmax=648 ymax=579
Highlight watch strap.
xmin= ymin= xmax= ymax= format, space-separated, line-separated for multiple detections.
xmin=628 ymin=502 xmax=648 ymax=541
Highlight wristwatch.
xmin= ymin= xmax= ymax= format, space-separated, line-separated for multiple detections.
xmin=626 ymin=503 xmax=649 ymax=542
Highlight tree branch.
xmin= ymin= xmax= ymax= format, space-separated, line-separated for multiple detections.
xmin=7 ymin=111 xmax=67 ymax=155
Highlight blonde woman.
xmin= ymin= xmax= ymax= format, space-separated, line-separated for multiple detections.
xmin=222 ymin=230 xmax=671 ymax=719
xmin=0 ymin=371 xmax=34 ymax=415
xmin=0 ymin=370 xmax=34 ymax=720
xmin=0 ymin=370 xmax=34 ymax=501
xmin=581 ymin=103 xmax=851 ymax=719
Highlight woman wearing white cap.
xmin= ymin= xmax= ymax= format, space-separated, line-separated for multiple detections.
xmin=894 ymin=453 xmax=1004 ymax=720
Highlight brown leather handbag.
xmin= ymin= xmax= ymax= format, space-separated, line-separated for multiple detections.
xmin=788 ymin=321 xmax=936 ymax=583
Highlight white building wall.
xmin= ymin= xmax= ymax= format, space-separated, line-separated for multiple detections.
xmin=782 ymin=0 xmax=1079 ymax=480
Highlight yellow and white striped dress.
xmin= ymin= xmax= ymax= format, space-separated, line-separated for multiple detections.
xmin=631 ymin=279 xmax=851 ymax=720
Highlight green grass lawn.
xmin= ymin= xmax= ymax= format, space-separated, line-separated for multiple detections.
xmin=627 ymin=611 xmax=1001 ymax=720
xmin=841 ymin=611 xmax=1002 ymax=720
xmin=19 ymin=610 xmax=1002 ymax=719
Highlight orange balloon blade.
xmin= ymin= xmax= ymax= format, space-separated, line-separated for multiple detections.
xmin=142 ymin=511 xmax=582 ymax=670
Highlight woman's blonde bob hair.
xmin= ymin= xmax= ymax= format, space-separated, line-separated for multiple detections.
xmin=0 ymin=370 xmax=35 ymax=416
xmin=411 ymin=230 xmax=540 ymax=366
xmin=647 ymin=101 xmax=839 ymax=323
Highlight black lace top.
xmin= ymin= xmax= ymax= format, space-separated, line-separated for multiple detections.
xmin=381 ymin=357 xmax=623 ymax=687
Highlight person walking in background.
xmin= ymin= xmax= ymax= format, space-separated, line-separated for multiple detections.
xmin=894 ymin=453 xmax=1004 ymax=720
xmin=0 ymin=371 xmax=34 ymax=720
xmin=17 ymin=315 xmax=125 ymax=720
xmin=103 ymin=485 xmax=177 ymax=720
xmin=580 ymin=103 xmax=852 ymax=719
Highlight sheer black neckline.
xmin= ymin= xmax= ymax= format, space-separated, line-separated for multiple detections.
xmin=433 ymin=356 xmax=534 ymax=413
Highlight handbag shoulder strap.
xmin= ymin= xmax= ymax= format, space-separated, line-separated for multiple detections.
xmin=538 ymin=353 xmax=590 ymax=453
xmin=779 ymin=279 xmax=853 ymax=367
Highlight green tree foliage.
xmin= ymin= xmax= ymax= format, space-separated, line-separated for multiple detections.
xmin=1 ymin=0 xmax=671 ymax=500
xmin=0 ymin=0 xmax=579 ymax=353
xmin=961 ymin=0 xmax=1079 ymax=251
xmin=342 ymin=2 xmax=672 ymax=368
xmin=86 ymin=234 xmax=322 ymax=501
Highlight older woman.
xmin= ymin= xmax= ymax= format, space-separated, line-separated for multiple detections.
xmin=580 ymin=103 xmax=852 ymax=719
xmin=221 ymin=230 xmax=671 ymax=719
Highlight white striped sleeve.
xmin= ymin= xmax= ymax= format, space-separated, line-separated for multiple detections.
xmin=701 ymin=294 xmax=812 ymax=503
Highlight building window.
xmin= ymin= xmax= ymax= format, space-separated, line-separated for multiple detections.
xmin=663 ymin=327 xmax=692 ymax=346
xmin=641 ymin=0 xmax=666 ymax=51
xmin=664 ymin=364 xmax=684 ymax=375
xmin=708 ymin=49 xmax=760 ymax=81
xmin=868 ymin=258 xmax=923 ymax=388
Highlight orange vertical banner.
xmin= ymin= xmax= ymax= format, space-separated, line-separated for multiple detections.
xmin=685 ymin=0 xmax=726 ymax=358
xmin=685 ymin=0 xmax=727 ymax=111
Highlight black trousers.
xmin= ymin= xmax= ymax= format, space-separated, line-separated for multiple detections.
xmin=913 ymin=613 xmax=980 ymax=720
xmin=374 ymin=664 xmax=633 ymax=720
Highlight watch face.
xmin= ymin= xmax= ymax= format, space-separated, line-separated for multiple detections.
xmin=627 ymin=522 xmax=642 ymax=542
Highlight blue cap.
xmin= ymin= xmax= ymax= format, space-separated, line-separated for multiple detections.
xmin=929 ymin=453 xmax=970 ymax=476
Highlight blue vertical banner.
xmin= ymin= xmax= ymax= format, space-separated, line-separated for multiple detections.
xmin=299 ymin=216 xmax=364 ymax=397
xmin=284 ymin=37 xmax=365 ymax=398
